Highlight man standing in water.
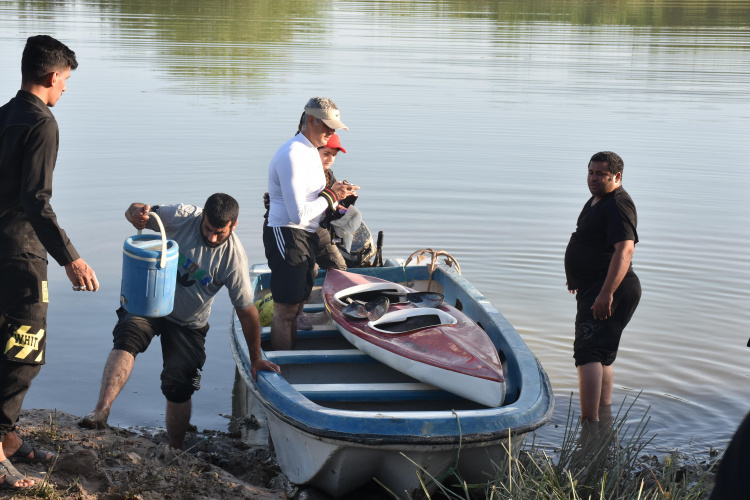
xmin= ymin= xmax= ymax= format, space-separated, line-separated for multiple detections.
xmin=0 ymin=35 xmax=99 ymax=490
xmin=264 ymin=97 xmax=358 ymax=350
xmin=564 ymin=151 xmax=641 ymax=423
xmin=79 ymin=194 xmax=279 ymax=449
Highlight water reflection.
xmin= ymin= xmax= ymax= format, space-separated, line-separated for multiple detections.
xmin=5 ymin=0 xmax=748 ymax=100
xmin=3 ymin=0 xmax=325 ymax=97
xmin=110 ymin=0 xmax=324 ymax=94
xmin=433 ymin=0 xmax=750 ymax=27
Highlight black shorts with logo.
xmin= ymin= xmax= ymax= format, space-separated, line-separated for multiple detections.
xmin=573 ymin=273 xmax=641 ymax=367
xmin=263 ymin=222 xmax=319 ymax=304
xmin=112 ymin=308 xmax=209 ymax=403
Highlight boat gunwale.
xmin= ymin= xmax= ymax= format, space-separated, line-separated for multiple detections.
xmin=229 ymin=264 xmax=554 ymax=445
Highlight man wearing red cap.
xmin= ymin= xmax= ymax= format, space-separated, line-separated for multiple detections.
xmin=315 ymin=133 xmax=350 ymax=271
xmin=263 ymin=97 xmax=358 ymax=350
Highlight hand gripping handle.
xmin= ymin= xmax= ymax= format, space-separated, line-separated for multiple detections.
xmin=137 ymin=212 xmax=168 ymax=269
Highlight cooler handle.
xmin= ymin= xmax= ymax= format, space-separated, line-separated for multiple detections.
xmin=137 ymin=212 xmax=168 ymax=269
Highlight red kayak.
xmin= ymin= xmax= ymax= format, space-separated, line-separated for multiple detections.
xmin=323 ymin=268 xmax=505 ymax=407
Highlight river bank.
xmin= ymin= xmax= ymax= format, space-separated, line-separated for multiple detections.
xmin=0 ymin=409 xmax=281 ymax=499
xmin=0 ymin=407 xmax=723 ymax=500
xmin=0 ymin=409 xmax=397 ymax=499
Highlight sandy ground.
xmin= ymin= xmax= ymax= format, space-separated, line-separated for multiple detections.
xmin=0 ymin=409 xmax=317 ymax=500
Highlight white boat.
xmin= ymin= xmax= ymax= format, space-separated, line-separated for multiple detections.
xmin=229 ymin=261 xmax=553 ymax=498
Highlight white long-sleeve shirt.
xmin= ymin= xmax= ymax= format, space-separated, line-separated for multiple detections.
xmin=267 ymin=134 xmax=328 ymax=232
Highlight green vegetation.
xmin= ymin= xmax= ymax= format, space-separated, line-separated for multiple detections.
xmin=7 ymin=0 xmax=748 ymax=102
xmin=34 ymin=410 xmax=71 ymax=443
xmin=434 ymin=0 xmax=750 ymax=27
xmin=394 ymin=396 xmax=717 ymax=499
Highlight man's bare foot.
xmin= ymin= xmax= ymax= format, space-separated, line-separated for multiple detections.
xmin=78 ymin=411 xmax=109 ymax=430
xmin=0 ymin=459 xmax=34 ymax=489
xmin=296 ymin=312 xmax=313 ymax=331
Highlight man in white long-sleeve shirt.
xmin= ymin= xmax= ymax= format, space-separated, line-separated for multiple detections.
xmin=264 ymin=97 xmax=358 ymax=350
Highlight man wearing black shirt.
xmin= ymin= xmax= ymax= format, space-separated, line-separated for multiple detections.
xmin=564 ymin=151 xmax=641 ymax=423
xmin=0 ymin=35 xmax=98 ymax=489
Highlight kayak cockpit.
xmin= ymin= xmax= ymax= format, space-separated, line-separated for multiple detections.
xmin=333 ymin=282 xmax=411 ymax=306
xmin=369 ymin=308 xmax=457 ymax=334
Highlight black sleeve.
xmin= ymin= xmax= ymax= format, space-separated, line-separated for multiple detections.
xmin=606 ymin=199 xmax=638 ymax=246
xmin=21 ymin=117 xmax=79 ymax=265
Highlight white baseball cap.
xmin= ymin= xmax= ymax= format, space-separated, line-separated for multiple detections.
xmin=304 ymin=106 xmax=348 ymax=130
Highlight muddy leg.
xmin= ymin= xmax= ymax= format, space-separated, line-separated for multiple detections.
xmin=79 ymin=349 xmax=135 ymax=429
xmin=166 ymin=400 xmax=191 ymax=449
xmin=270 ymin=302 xmax=304 ymax=350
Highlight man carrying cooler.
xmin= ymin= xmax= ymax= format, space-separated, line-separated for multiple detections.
xmin=79 ymin=194 xmax=279 ymax=449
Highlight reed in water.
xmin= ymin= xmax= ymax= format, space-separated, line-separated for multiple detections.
xmin=387 ymin=395 xmax=717 ymax=500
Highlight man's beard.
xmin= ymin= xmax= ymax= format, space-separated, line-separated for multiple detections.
xmin=201 ymin=234 xmax=225 ymax=248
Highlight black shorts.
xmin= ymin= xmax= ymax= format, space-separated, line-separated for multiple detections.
xmin=573 ymin=273 xmax=641 ymax=367
xmin=263 ymin=222 xmax=319 ymax=304
xmin=112 ymin=308 xmax=209 ymax=403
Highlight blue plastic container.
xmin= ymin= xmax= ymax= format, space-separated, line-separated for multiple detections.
xmin=120 ymin=227 xmax=179 ymax=317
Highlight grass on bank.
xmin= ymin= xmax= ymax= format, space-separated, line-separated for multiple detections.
xmin=385 ymin=396 xmax=717 ymax=500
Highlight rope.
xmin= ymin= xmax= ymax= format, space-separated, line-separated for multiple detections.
xmin=404 ymin=249 xmax=461 ymax=291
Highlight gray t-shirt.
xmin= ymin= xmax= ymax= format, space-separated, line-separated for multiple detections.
xmin=147 ymin=204 xmax=254 ymax=328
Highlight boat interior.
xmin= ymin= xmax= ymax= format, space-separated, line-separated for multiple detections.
xmin=252 ymin=279 xmax=512 ymax=412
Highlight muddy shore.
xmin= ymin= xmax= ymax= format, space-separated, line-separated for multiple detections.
xmin=1 ymin=408 xmax=722 ymax=499
xmin=0 ymin=409 xmax=392 ymax=499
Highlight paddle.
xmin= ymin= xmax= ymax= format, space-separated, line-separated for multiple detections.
xmin=342 ymin=296 xmax=390 ymax=321
xmin=381 ymin=291 xmax=445 ymax=308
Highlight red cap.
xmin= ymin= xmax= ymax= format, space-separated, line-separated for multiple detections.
xmin=324 ymin=133 xmax=346 ymax=153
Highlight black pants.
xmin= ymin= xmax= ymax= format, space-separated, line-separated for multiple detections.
xmin=710 ymin=410 xmax=750 ymax=499
xmin=315 ymin=226 xmax=346 ymax=271
xmin=0 ymin=254 xmax=48 ymax=439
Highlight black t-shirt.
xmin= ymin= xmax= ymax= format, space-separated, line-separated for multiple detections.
xmin=0 ymin=90 xmax=79 ymax=265
xmin=565 ymin=186 xmax=638 ymax=291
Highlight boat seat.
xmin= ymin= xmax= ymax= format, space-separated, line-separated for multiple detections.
xmin=265 ymin=349 xmax=377 ymax=365
xmin=291 ymin=382 xmax=460 ymax=402
xmin=303 ymin=303 xmax=325 ymax=313
xmin=260 ymin=325 xmax=339 ymax=343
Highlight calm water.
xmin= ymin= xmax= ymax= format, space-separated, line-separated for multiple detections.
xmin=1 ymin=0 xmax=749 ymax=455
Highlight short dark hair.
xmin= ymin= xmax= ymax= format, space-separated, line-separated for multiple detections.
xmin=589 ymin=151 xmax=624 ymax=175
xmin=22 ymin=35 xmax=78 ymax=85
xmin=295 ymin=112 xmax=305 ymax=135
xmin=203 ymin=193 xmax=239 ymax=228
